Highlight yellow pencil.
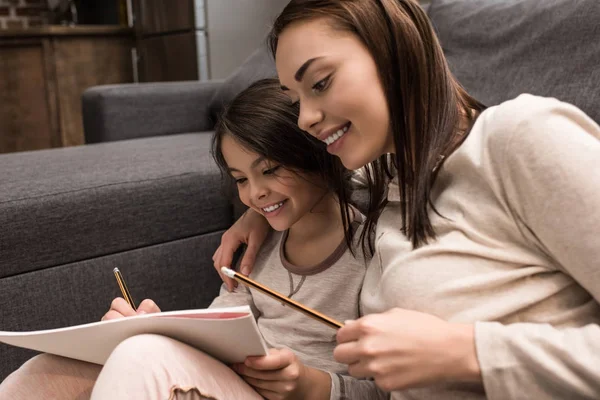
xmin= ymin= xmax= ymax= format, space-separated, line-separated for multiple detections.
xmin=113 ymin=268 xmax=137 ymax=311
xmin=221 ymin=267 xmax=343 ymax=330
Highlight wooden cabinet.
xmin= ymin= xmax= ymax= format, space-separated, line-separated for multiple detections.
xmin=0 ymin=26 xmax=134 ymax=154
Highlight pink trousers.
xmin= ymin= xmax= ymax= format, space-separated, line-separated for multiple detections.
xmin=0 ymin=334 xmax=262 ymax=400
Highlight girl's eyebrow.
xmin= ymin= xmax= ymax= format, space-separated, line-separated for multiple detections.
xmin=227 ymin=156 xmax=266 ymax=173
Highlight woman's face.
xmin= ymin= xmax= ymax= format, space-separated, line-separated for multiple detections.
xmin=276 ymin=18 xmax=393 ymax=170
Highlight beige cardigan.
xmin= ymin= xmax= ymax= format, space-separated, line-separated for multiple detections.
xmin=360 ymin=94 xmax=600 ymax=399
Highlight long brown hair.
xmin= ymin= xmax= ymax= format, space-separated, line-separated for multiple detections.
xmin=212 ymin=78 xmax=356 ymax=254
xmin=268 ymin=0 xmax=486 ymax=252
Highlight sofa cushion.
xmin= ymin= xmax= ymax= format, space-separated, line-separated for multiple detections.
xmin=0 ymin=133 xmax=233 ymax=278
xmin=428 ymin=0 xmax=600 ymax=124
xmin=207 ymin=42 xmax=278 ymax=122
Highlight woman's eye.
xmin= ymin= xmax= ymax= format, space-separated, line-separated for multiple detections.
xmin=234 ymin=177 xmax=247 ymax=185
xmin=263 ymin=165 xmax=280 ymax=175
xmin=312 ymin=75 xmax=332 ymax=94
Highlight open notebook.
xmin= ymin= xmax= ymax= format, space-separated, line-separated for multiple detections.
xmin=0 ymin=306 xmax=268 ymax=365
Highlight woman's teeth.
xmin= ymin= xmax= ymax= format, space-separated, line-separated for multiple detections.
xmin=323 ymin=124 xmax=349 ymax=146
xmin=262 ymin=201 xmax=284 ymax=213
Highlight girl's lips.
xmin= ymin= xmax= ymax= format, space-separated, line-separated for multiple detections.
xmin=261 ymin=199 xmax=287 ymax=218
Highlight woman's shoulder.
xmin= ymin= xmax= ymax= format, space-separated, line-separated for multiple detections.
xmin=474 ymin=94 xmax=599 ymax=157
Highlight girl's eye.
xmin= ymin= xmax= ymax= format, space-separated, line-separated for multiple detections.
xmin=263 ymin=165 xmax=281 ymax=175
xmin=312 ymin=74 xmax=332 ymax=94
xmin=234 ymin=177 xmax=247 ymax=185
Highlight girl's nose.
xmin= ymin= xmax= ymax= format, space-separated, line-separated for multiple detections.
xmin=251 ymin=183 xmax=269 ymax=202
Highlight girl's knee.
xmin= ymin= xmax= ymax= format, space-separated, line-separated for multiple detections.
xmin=105 ymin=334 xmax=180 ymax=368
xmin=18 ymin=353 xmax=94 ymax=376
xmin=112 ymin=334 xmax=175 ymax=353
xmin=1 ymin=354 xmax=100 ymax=399
xmin=19 ymin=353 xmax=59 ymax=373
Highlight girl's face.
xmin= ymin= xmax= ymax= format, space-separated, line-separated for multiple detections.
xmin=221 ymin=134 xmax=327 ymax=232
xmin=276 ymin=18 xmax=393 ymax=170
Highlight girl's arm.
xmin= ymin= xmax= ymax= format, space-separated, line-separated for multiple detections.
xmin=212 ymin=209 xmax=271 ymax=291
xmin=234 ymin=349 xmax=388 ymax=400
xmin=474 ymin=96 xmax=600 ymax=399
xmin=209 ymin=279 xmax=260 ymax=317
xmin=329 ymin=373 xmax=389 ymax=400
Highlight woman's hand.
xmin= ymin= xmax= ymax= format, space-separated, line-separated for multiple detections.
xmin=232 ymin=348 xmax=330 ymax=400
xmin=101 ymin=298 xmax=161 ymax=321
xmin=334 ymin=308 xmax=481 ymax=392
xmin=212 ymin=209 xmax=270 ymax=291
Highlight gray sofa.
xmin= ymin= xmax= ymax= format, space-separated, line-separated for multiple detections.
xmin=1 ymin=0 xmax=598 ymax=383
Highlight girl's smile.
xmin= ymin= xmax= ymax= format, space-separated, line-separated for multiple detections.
xmin=221 ymin=134 xmax=330 ymax=233
xmin=259 ymin=199 xmax=287 ymax=218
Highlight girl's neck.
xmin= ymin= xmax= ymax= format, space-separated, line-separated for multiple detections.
xmin=287 ymin=192 xmax=343 ymax=245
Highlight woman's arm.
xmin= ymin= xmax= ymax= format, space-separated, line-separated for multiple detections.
xmin=473 ymin=96 xmax=600 ymax=400
xmin=212 ymin=209 xmax=271 ymax=291
xmin=335 ymin=97 xmax=600 ymax=398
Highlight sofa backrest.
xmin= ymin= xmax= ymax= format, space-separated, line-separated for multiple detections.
xmin=428 ymin=0 xmax=600 ymax=124
xmin=208 ymin=43 xmax=277 ymax=123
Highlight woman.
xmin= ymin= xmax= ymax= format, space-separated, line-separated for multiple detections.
xmin=213 ymin=0 xmax=600 ymax=399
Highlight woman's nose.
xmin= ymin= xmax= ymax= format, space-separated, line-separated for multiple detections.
xmin=297 ymin=100 xmax=324 ymax=134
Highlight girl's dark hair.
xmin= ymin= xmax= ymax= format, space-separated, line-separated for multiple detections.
xmin=212 ymin=78 xmax=356 ymax=252
xmin=268 ymin=0 xmax=486 ymax=253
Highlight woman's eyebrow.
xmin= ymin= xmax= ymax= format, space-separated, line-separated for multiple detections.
xmin=280 ymin=57 xmax=323 ymax=91
xmin=295 ymin=57 xmax=322 ymax=81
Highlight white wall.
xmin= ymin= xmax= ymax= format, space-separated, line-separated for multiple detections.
xmin=205 ymin=0 xmax=288 ymax=79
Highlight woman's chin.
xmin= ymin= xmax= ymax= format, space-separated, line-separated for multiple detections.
xmin=339 ymin=153 xmax=370 ymax=171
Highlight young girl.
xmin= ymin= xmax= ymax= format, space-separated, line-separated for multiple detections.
xmin=0 ymin=79 xmax=385 ymax=400
xmin=214 ymin=1 xmax=600 ymax=399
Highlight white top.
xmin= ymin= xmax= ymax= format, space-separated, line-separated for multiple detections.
xmin=362 ymin=94 xmax=600 ymax=399
xmin=211 ymin=219 xmax=388 ymax=399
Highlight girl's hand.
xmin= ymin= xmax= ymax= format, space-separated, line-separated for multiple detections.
xmin=232 ymin=348 xmax=329 ymax=400
xmin=101 ymin=298 xmax=161 ymax=321
xmin=334 ymin=308 xmax=481 ymax=392
xmin=212 ymin=209 xmax=270 ymax=291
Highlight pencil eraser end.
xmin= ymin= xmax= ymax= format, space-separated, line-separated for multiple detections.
xmin=221 ymin=267 xmax=235 ymax=278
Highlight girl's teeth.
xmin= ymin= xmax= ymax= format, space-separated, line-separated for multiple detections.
xmin=263 ymin=201 xmax=284 ymax=213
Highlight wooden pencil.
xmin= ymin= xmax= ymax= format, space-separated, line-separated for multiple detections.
xmin=113 ymin=267 xmax=137 ymax=311
xmin=221 ymin=267 xmax=343 ymax=330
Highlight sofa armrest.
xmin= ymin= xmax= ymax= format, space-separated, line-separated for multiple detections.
xmin=82 ymin=80 xmax=224 ymax=143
